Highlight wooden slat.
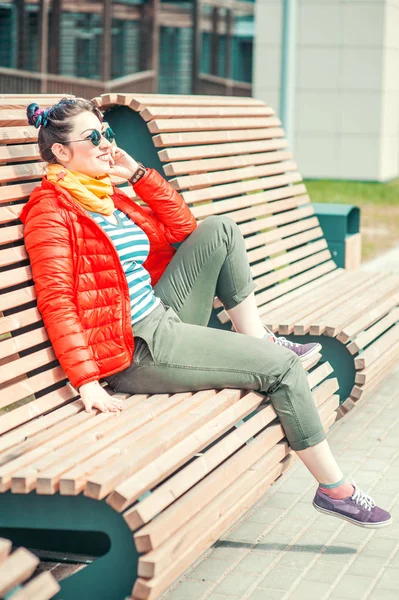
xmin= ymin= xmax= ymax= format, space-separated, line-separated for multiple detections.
xmin=0 ymin=143 xmax=40 ymax=164
xmin=255 ymin=269 xmax=343 ymax=322
xmin=252 ymin=239 xmax=328 ymax=283
xmin=123 ymin=403 xmax=278 ymax=533
xmin=347 ymin=306 xmax=399 ymax=354
xmin=0 ymin=265 xmax=32 ymax=289
xmin=132 ymin=447 xmax=294 ymax=599
xmin=0 ymin=385 xmax=78 ymax=437
xmin=0 ymin=162 xmax=45 ymax=184
xmin=107 ymin=391 xmax=265 ymax=513
xmin=338 ymin=291 xmax=399 ymax=343
xmin=354 ymin=323 xmax=399 ymax=370
xmin=183 ymin=172 xmax=302 ymax=204
xmin=105 ymin=93 xmax=265 ymax=111
xmin=163 ymin=149 xmax=292 ymax=177
xmin=226 ymin=195 xmax=310 ymax=229
xmin=307 ymin=361 xmax=334 ymax=390
xmin=153 ymin=127 xmax=285 ymax=148
xmin=0 ymin=284 xmax=35 ymax=312
xmin=0 ymin=347 xmax=55 ymax=391
xmin=141 ymin=105 xmax=275 ymax=121
xmin=0 ymin=245 xmax=28 ymax=267
xmin=191 ymin=182 xmax=307 ymax=220
xmin=0 ymin=327 xmax=48 ymax=360
xmin=159 ymin=138 xmax=289 ymax=162
xmin=0 ymin=126 xmax=38 ymax=144
xmin=133 ymin=417 xmax=284 ymax=555
xmin=0 ymin=547 xmax=39 ymax=596
xmin=251 ymin=230 xmax=326 ymax=277
xmin=148 ymin=116 xmax=281 ymax=134
xmin=9 ymin=571 xmax=60 ymax=600
xmin=0 ymin=537 xmax=12 ymax=560
xmin=355 ymin=337 xmax=399 ymax=385
xmin=9 ymin=393 xmax=189 ymax=494
xmin=0 ymin=110 xmax=30 ymax=127
xmin=0 ymin=307 xmax=42 ymax=336
xmin=84 ymin=389 xmax=241 ymax=501
xmin=272 ymin=271 xmax=382 ymax=335
xmin=170 ymin=160 xmax=297 ymax=191
xmin=314 ymin=274 xmax=399 ymax=337
xmin=256 ymin=261 xmax=338 ymax=312
xmin=0 ymin=181 xmax=37 ymax=203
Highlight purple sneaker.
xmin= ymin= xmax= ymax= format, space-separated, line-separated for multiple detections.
xmin=313 ymin=485 xmax=392 ymax=528
xmin=264 ymin=327 xmax=322 ymax=361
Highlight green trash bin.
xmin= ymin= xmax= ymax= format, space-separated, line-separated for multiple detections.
xmin=313 ymin=203 xmax=361 ymax=270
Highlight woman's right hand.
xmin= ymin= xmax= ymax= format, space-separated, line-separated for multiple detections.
xmin=79 ymin=381 xmax=123 ymax=413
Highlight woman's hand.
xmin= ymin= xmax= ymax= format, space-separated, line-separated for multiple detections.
xmin=109 ymin=146 xmax=139 ymax=181
xmin=79 ymin=381 xmax=123 ymax=413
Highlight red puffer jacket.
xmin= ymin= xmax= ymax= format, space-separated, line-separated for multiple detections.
xmin=20 ymin=168 xmax=197 ymax=390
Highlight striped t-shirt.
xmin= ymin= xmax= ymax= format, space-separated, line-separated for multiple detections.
xmin=90 ymin=208 xmax=160 ymax=325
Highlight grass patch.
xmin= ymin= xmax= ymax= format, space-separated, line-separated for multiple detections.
xmin=304 ymin=179 xmax=399 ymax=263
xmin=304 ymin=178 xmax=399 ymax=206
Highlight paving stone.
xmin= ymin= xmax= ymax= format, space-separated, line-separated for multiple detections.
xmin=212 ymin=571 xmax=257 ymax=597
xmin=369 ymin=590 xmax=399 ymax=600
xmin=347 ymin=554 xmax=386 ymax=578
xmin=321 ymin=544 xmax=358 ymax=563
xmin=295 ymin=527 xmax=338 ymax=547
xmin=210 ymin=545 xmax=247 ymax=564
xmin=206 ymin=595 xmax=236 ymax=600
xmin=332 ymin=525 xmax=372 ymax=545
xmin=234 ymin=551 xmax=277 ymax=575
xmin=332 ymin=573 xmax=375 ymax=598
xmin=227 ymin=520 xmax=269 ymax=543
xmin=269 ymin=517 xmax=306 ymax=538
xmin=375 ymin=567 xmax=399 ymax=591
xmin=189 ymin=558 xmax=232 ymax=583
xmin=276 ymin=547 xmax=320 ymax=569
xmin=248 ymin=589 xmax=284 ymax=600
xmin=257 ymin=566 xmax=302 ymax=590
xmin=261 ymin=491 xmax=298 ymax=510
xmin=166 ymin=579 xmax=214 ymax=600
xmin=247 ymin=506 xmax=285 ymax=525
xmin=311 ymin=514 xmax=343 ymax=532
xmin=361 ymin=537 xmax=398 ymax=558
xmin=304 ymin=559 xmax=345 ymax=583
xmin=287 ymin=579 xmax=331 ymax=598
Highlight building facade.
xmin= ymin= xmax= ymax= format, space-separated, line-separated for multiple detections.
xmin=0 ymin=0 xmax=255 ymax=97
xmin=254 ymin=0 xmax=399 ymax=182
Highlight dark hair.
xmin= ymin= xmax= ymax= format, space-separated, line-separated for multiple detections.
xmin=26 ymin=98 xmax=103 ymax=164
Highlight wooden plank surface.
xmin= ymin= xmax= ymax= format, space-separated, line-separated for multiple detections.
xmin=153 ymin=127 xmax=284 ymax=148
xmin=0 ymin=143 xmax=40 ymax=164
xmin=159 ymin=138 xmax=289 ymax=162
xmin=148 ymin=116 xmax=281 ymax=134
xmin=107 ymin=391 xmax=265 ymax=513
xmin=0 ymin=126 xmax=38 ymax=144
xmin=9 ymin=571 xmax=60 ymax=600
xmin=141 ymin=105 xmax=275 ymax=121
xmin=0 ymin=547 xmax=39 ymax=596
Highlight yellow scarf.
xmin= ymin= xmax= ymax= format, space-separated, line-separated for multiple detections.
xmin=46 ymin=164 xmax=115 ymax=216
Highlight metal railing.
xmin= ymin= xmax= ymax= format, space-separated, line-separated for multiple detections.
xmin=0 ymin=68 xmax=156 ymax=97
xmin=197 ymin=73 xmax=252 ymax=97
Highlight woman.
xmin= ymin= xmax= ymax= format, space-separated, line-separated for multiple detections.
xmin=21 ymin=98 xmax=391 ymax=529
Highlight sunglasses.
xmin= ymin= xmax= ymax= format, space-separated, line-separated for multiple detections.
xmin=67 ymin=126 xmax=115 ymax=147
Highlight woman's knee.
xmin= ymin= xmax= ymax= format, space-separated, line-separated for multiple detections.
xmin=201 ymin=215 xmax=242 ymax=246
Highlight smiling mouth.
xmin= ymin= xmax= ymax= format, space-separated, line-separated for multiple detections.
xmin=98 ymin=154 xmax=111 ymax=162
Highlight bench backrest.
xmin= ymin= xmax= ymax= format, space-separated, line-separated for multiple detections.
xmin=96 ymin=93 xmax=337 ymax=325
xmin=0 ymin=92 xmax=337 ymax=436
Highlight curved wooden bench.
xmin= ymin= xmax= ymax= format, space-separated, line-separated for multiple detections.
xmin=94 ymin=93 xmax=399 ymax=417
xmin=0 ymin=94 xmax=338 ymax=600
xmin=0 ymin=537 xmax=60 ymax=599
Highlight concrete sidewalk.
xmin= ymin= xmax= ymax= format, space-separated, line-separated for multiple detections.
xmin=163 ymin=247 xmax=399 ymax=600
xmin=163 ymin=365 xmax=399 ymax=600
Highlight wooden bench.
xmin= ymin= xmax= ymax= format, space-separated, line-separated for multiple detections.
xmin=95 ymin=92 xmax=399 ymax=417
xmin=0 ymin=537 xmax=60 ymax=599
xmin=0 ymin=93 xmax=338 ymax=600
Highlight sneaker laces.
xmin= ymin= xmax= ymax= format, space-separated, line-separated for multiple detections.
xmin=274 ymin=336 xmax=299 ymax=350
xmin=351 ymin=486 xmax=376 ymax=512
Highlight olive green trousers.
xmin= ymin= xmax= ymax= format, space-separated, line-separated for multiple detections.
xmin=106 ymin=216 xmax=326 ymax=451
